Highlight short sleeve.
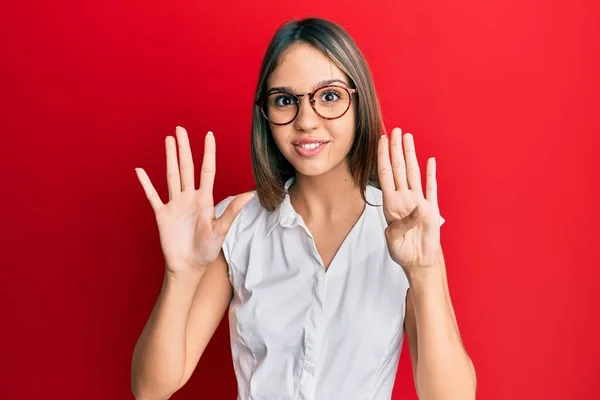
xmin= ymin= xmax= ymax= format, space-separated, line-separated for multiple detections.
xmin=214 ymin=195 xmax=235 ymax=219
xmin=214 ymin=195 xmax=238 ymax=276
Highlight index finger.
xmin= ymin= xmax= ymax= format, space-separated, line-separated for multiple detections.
xmin=199 ymin=131 xmax=216 ymax=204
xmin=377 ymin=135 xmax=396 ymax=194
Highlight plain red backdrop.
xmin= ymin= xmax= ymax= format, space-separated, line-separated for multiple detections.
xmin=1 ymin=0 xmax=599 ymax=399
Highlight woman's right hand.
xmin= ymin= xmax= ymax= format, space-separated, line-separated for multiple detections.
xmin=135 ymin=126 xmax=254 ymax=276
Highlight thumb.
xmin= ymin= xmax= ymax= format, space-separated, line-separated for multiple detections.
xmin=385 ymin=205 xmax=421 ymax=242
xmin=215 ymin=192 xmax=255 ymax=237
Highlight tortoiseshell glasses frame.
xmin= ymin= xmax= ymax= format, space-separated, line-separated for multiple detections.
xmin=255 ymin=84 xmax=358 ymax=126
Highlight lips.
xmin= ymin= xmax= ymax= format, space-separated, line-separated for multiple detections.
xmin=293 ymin=139 xmax=330 ymax=148
xmin=292 ymin=140 xmax=330 ymax=157
xmin=295 ymin=142 xmax=328 ymax=150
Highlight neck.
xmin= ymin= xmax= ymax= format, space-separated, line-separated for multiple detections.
xmin=288 ymin=162 xmax=364 ymax=220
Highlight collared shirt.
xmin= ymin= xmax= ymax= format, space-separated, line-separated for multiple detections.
xmin=214 ymin=178 xmax=445 ymax=400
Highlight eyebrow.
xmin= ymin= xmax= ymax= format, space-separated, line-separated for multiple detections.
xmin=266 ymin=79 xmax=350 ymax=94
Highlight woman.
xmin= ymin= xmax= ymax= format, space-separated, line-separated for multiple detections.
xmin=131 ymin=18 xmax=476 ymax=400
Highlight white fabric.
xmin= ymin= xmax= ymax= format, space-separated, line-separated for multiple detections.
xmin=214 ymin=178 xmax=445 ymax=400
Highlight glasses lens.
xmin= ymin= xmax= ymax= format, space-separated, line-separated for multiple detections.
xmin=313 ymin=86 xmax=351 ymax=119
xmin=263 ymin=92 xmax=298 ymax=124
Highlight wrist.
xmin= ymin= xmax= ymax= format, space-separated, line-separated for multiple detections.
xmin=164 ymin=264 xmax=206 ymax=284
xmin=406 ymin=266 xmax=441 ymax=295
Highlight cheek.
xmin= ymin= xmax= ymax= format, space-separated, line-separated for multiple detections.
xmin=328 ymin=115 xmax=356 ymax=147
xmin=270 ymin=127 xmax=292 ymax=152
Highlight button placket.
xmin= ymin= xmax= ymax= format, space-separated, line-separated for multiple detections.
xmin=298 ymin=230 xmax=326 ymax=400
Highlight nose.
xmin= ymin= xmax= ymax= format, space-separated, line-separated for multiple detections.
xmin=293 ymin=95 xmax=319 ymax=132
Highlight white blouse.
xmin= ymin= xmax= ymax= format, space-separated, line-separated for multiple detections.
xmin=214 ymin=178 xmax=444 ymax=400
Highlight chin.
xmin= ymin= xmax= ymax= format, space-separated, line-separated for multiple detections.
xmin=287 ymin=157 xmax=346 ymax=178
xmin=293 ymin=166 xmax=331 ymax=177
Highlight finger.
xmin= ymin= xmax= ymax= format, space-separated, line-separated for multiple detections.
xmin=198 ymin=131 xmax=216 ymax=205
xmin=377 ymin=135 xmax=396 ymax=194
xmin=165 ymin=136 xmax=181 ymax=200
xmin=425 ymin=157 xmax=439 ymax=214
xmin=135 ymin=168 xmax=164 ymax=212
xmin=403 ymin=133 xmax=423 ymax=196
xmin=215 ymin=192 xmax=255 ymax=237
xmin=175 ymin=126 xmax=195 ymax=191
xmin=390 ymin=127 xmax=408 ymax=191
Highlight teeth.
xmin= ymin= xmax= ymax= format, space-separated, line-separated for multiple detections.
xmin=300 ymin=143 xmax=322 ymax=150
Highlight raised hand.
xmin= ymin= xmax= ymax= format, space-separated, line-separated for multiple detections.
xmin=135 ymin=126 xmax=254 ymax=275
xmin=377 ymin=127 xmax=442 ymax=272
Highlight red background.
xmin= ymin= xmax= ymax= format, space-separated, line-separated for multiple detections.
xmin=1 ymin=1 xmax=599 ymax=399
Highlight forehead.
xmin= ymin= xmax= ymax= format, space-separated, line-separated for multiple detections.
xmin=267 ymin=43 xmax=349 ymax=90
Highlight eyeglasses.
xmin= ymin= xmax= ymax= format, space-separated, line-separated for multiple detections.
xmin=255 ymin=84 xmax=358 ymax=126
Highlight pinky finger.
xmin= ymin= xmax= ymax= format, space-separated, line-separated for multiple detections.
xmin=425 ymin=158 xmax=439 ymax=213
xmin=135 ymin=168 xmax=164 ymax=212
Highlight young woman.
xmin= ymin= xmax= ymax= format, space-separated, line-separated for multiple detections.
xmin=131 ymin=18 xmax=476 ymax=400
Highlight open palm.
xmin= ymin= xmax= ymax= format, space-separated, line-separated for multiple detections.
xmin=135 ymin=127 xmax=253 ymax=274
xmin=377 ymin=128 xmax=442 ymax=272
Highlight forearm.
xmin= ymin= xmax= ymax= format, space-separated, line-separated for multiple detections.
xmin=408 ymin=266 xmax=476 ymax=400
xmin=131 ymin=267 xmax=204 ymax=400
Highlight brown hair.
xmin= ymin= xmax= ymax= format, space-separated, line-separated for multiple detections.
xmin=251 ymin=17 xmax=385 ymax=211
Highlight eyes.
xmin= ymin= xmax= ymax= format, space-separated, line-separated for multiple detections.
xmin=273 ymin=94 xmax=295 ymax=108
xmin=271 ymin=88 xmax=344 ymax=108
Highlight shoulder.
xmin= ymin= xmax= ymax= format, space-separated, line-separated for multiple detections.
xmin=214 ymin=190 xmax=268 ymax=226
xmin=214 ymin=191 xmax=266 ymax=263
xmin=365 ymin=185 xmax=385 ymax=224
xmin=366 ymin=184 xmax=383 ymax=203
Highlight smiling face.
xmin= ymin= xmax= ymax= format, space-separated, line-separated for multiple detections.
xmin=266 ymin=43 xmax=356 ymax=178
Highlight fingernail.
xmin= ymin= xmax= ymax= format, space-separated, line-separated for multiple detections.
xmin=207 ymin=131 xmax=213 ymax=136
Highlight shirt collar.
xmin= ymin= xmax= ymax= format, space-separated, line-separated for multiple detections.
xmin=265 ymin=177 xmax=380 ymax=236
xmin=266 ymin=177 xmax=298 ymax=236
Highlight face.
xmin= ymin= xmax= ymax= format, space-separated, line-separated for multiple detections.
xmin=266 ymin=43 xmax=356 ymax=178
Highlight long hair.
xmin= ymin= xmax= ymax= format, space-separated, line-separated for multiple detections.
xmin=251 ymin=18 xmax=385 ymax=211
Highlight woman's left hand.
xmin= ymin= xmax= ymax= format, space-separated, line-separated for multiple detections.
xmin=377 ymin=127 xmax=442 ymax=273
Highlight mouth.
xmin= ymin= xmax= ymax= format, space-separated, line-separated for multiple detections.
xmin=292 ymin=140 xmax=330 ymax=157
xmin=293 ymin=141 xmax=330 ymax=150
